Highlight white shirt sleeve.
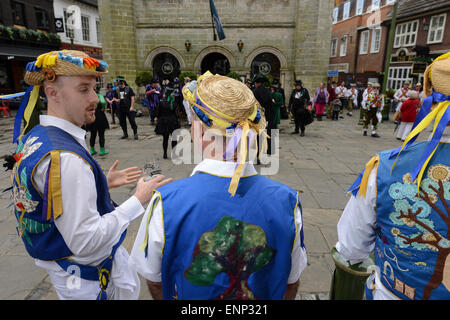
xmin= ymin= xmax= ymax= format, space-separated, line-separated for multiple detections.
xmin=129 ymin=193 xmax=164 ymax=282
xmin=288 ymin=205 xmax=307 ymax=284
xmin=34 ymin=152 xmax=145 ymax=266
xmin=335 ymin=168 xmax=378 ymax=264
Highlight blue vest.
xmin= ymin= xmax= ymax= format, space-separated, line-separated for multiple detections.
xmin=374 ymin=142 xmax=450 ymax=300
xmin=157 ymin=171 xmax=302 ymax=300
xmin=12 ymin=125 xmax=121 ymax=299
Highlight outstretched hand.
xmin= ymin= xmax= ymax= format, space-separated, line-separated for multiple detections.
xmin=107 ymin=160 xmax=143 ymax=189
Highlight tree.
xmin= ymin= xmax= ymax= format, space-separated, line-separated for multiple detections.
xmin=135 ymin=71 xmax=153 ymax=87
xmin=388 ymin=164 xmax=450 ymax=299
xmin=184 ymin=216 xmax=275 ymax=300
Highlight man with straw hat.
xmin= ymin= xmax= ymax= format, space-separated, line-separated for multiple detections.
xmin=6 ymin=50 xmax=172 ymax=299
xmin=333 ymin=52 xmax=450 ymax=300
xmin=130 ymin=72 xmax=307 ymax=300
xmin=362 ymin=83 xmax=384 ymax=138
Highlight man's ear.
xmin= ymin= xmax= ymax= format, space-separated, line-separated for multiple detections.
xmin=43 ymin=82 xmax=60 ymax=103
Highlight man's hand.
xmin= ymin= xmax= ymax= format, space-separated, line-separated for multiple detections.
xmin=107 ymin=160 xmax=142 ymax=189
xmin=134 ymin=175 xmax=173 ymax=206
xmin=146 ymin=280 xmax=162 ymax=300
xmin=283 ymin=280 xmax=299 ymax=300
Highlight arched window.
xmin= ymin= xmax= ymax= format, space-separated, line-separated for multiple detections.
xmin=152 ymin=52 xmax=181 ymax=81
xmin=201 ymin=52 xmax=230 ymax=75
xmin=251 ymin=53 xmax=281 ymax=80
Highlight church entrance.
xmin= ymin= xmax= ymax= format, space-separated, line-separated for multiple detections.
xmin=152 ymin=52 xmax=181 ymax=82
xmin=201 ymin=52 xmax=230 ymax=75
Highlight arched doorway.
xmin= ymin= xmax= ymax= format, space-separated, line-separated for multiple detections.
xmin=250 ymin=52 xmax=281 ymax=81
xmin=201 ymin=52 xmax=230 ymax=75
xmin=152 ymin=52 xmax=181 ymax=82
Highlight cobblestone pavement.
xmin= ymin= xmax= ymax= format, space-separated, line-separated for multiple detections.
xmin=0 ymin=109 xmax=427 ymax=300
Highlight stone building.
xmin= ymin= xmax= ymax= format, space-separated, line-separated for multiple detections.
xmin=98 ymin=0 xmax=334 ymax=94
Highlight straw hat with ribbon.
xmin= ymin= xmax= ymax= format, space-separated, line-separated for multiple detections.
xmin=388 ymin=52 xmax=450 ymax=193
xmin=182 ymin=71 xmax=267 ymax=196
xmin=14 ymin=50 xmax=108 ymax=144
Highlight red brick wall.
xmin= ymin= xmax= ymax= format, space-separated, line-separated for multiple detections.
xmin=61 ymin=43 xmax=103 ymax=60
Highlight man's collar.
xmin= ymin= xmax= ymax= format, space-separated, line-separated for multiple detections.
xmin=39 ymin=115 xmax=86 ymax=142
xmin=191 ymin=158 xmax=258 ymax=178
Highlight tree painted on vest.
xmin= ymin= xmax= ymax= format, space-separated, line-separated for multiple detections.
xmin=11 ymin=136 xmax=50 ymax=246
xmin=184 ymin=216 xmax=275 ymax=300
xmin=388 ymin=164 xmax=450 ymax=299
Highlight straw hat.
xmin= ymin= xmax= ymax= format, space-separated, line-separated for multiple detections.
xmin=24 ymin=50 xmax=108 ymax=86
xmin=424 ymin=52 xmax=450 ymax=97
xmin=183 ymin=72 xmax=266 ymax=135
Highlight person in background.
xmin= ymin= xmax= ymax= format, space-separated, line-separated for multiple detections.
xmin=117 ymin=76 xmax=138 ymax=140
xmin=335 ymin=81 xmax=348 ymax=119
xmin=332 ymin=98 xmax=342 ymax=121
xmin=105 ymin=83 xmax=119 ymax=125
xmin=146 ymin=79 xmax=162 ymax=125
xmin=326 ymin=81 xmax=337 ymax=119
xmin=396 ymin=90 xmax=420 ymax=141
xmin=288 ymin=80 xmax=311 ymax=136
xmin=154 ymin=88 xmax=180 ymax=159
xmin=87 ymin=86 xmax=110 ymax=156
xmin=182 ymin=77 xmax=193 ymax=126
xmin=271 ymin=85 xmax=282 ymax=129
xmin=346 ymin=83 xmax=358 ymax=117
xmin=313 ymin=82 xmax=329 ymax=121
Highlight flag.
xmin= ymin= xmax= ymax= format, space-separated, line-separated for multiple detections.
xmin=209 ymin=0 xmax=226 ymax=40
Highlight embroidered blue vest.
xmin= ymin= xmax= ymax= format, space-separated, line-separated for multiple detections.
xmin=374 ymin=142 xmax=450 ymax=300
xmin=12 ymin=125 xmax=116 ymax=260
xmin=157 ymin=171 xmax=302 ymax=300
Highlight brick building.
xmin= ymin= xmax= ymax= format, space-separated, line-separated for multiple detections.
xmin=328 ymin=0 xmax=396 ymax=86
xmin=98 ymin=0 xmax=334 ymax=94
xmin=384 ymin=0 xmax=450 ymax=90
xmin=0 ymin=0 xmax=61 ymax=94
xmin=329 ymin=0 xmax=450 ymax=90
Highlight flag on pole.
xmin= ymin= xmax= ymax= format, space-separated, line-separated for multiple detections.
xmin=209 ymin=0 xmax=226 ymax=40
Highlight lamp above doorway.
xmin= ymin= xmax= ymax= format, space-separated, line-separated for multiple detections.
xmin=237 ymin=40 xmax=244 ymax=52
xmin=185 ymin=40 xmax=191 ymax=52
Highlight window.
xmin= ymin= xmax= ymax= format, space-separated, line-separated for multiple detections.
xmin=81 ymin=15 xmax=90 ymax=41
xmin=340 ymin=35 xmax=348 ymax=56
xmin=333 ymin=7 xmax=339 ymax=24
xmin=394 ymin=20 xmax=418 ymax=47
xmin=64 ymin=9 xmax=75 ymax=39
xmin=331 ymin=38 xmax=338 ymax=57
xmin=35 ymin=8 xmax=50 ymax=30
xmin=343 ymin=2 xmax=351 ymax=20
xmin=371 ymin=0 xmax=380 ymax=10
xmin=370 ymin=28 xmax=382 ymax=53
xmin=360 ymin=30 xmax=370 ymax=54
xmin=356 ymin=0 xmax=364 ymax=15
xmin=11 ymin=1 xmax=26 ymax=26
xmin=387 ymin=66 xmax=412 ymax=90
xmin=428 ymin=14 xmax=446 ymax=44
xmin=96 ymin=19 xmax=101 ymax=44
xmin=386 ymin=0 xmax=396 ymax=4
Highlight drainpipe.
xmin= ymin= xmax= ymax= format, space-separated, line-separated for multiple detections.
xmin=382 ymin=1 xmax=399 ymax=94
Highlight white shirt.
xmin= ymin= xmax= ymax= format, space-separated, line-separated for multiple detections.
xmin=335 ymin=129 xmax=450 ymax=299
xmin=129 ymin=158 xmax=307 ymax=288
xmin=394 ymin=88 xmax=411 ymax=112
xmin=33 ymin=115 xmax=144 ymax=300
xmin=335 ymin=86 xmax=347 ymax=98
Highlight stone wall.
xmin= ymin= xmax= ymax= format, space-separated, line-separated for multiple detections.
xmin=99 ymin=0 xmax=333 ymax=95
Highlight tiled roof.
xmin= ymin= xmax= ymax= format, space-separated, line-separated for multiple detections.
xmin=386 ymin=0 xmax=450 ymax=19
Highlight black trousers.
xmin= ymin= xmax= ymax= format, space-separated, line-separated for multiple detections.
xmin=90 ymin=127 xmax=105 ymax=148
xmin=162 ymin=133 xmax=178 ymax=155
xmin=118 ymin=108 xmax=138 ymax=136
